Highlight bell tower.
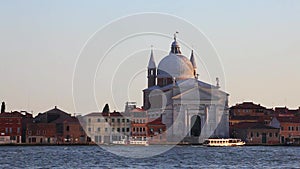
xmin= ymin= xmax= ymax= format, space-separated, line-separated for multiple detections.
xmin=147 ymin=48 xmax=156 ymax=88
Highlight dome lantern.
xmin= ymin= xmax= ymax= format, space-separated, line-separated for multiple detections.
xmin=170 ymin=32 xmax=181 ymax=54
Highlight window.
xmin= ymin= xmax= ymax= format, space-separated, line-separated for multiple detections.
xmin=122 ymin=128 xmax=125 ymax=132
xmin=126 ymin=128 xmax=130 ymax=132
xmin=122 ymin=119 xmax=125 ymax=123
xmin=105 ymin=118 xmax=108 ymax=122
xmin=88 ymin=118 xmax=91 ymax=123
xmin=17 ymin=128 xmax=20 ymax=134
xmin=257 ymin=132 xmax=259 ymax=137
xmin=250 ymin=132 xmax=253 ymax=137
xmin=32 ymin=137 xmax=36 ymax=143
xmin=275 ymin=133 xmax=278 ymax=137
xmin=111 ymin=118 xmax=115 ymax=123
xmin=9 ymin=128 xmax=12 ymax=133
xmin=28 ymin=130 xmax=32 ymax=135
xmin=5 ymin=128 xmax=8 ymax=133
xmin=269 ymin=133 xmax=272 ymax=137
xmin=66 ymin=126 xmax=70 ymax=131
xmin=88 ymin=128 xmax=91 ymax=132
xmin=97 ymin=127 xmax=101 ymax=132
xmin=133 ymin=128 xmax=135 ymax=132
xmin=112 ymin=128 xmax=115 ymax=132
xmin=105 ymin=128 xmax=108 ymax=132
xmin=117 ymin=119 xmax=120 ymax=123
xmin=126 ymin=119 xmax=130 ymax=123
xmin=97 ymin=118 xmax=101 ymax=122
xmin=117 ymin=128 xmax=120 ymax=132
xmin=292 ymin=127 xmax=294 ymax=131
xmin=281 ymin=126 xmax=284 ymax=131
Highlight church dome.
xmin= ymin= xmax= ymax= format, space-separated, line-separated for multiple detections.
xmin=157 ymin=53 xmax=194 ymax=79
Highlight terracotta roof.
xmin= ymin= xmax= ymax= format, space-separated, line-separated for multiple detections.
xmin=130 ymin=108 xmax=146 ymax=112
xmin=84 ymin=112 xmax=103 ymax=117
xmin=85 ymin=111 xmax=125 ymax=117
xmin=147 ymin=118 xmax=165 ymax=126
xmin=275 ymin=117 xmax=300 ymax=123
xmin=0 ymin=111 xmax=24 ymax=117
xmin=274 ymin=107 xmax=300 ymax=115
xmin=231 ymin=102 xmax=266 ymax=110
xmin=234 ymin=122 xmax=279 ymax=129
xmin=34 ymin=107 xmax=72 ymax=123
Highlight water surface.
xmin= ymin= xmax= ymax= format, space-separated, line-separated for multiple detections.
xmin=0 ymin=145 xmax=299 ymax=168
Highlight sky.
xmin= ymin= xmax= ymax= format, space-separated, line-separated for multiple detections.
xmin=0 ymin=0 xmax=300 ymax=115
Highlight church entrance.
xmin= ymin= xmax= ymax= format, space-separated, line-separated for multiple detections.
xmin=191 ymin=115 xmax=201 ymax=137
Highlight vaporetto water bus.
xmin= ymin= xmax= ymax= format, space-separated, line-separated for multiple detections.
xmin=203 ymin=138 xmax=246 ymax=147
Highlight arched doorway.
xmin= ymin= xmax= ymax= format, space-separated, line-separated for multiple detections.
xmin=191 ymin=115 xmax=201 ymax=137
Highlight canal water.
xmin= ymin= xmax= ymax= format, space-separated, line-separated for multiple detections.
xmin=0 ymin=145 xmax=299 ymax=168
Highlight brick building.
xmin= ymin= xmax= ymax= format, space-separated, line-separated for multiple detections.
xmin=270 ymin=116 xmax=300 ymax=144
xmin=0 ymin=111 xmax=33 ymax=144
xmin=26 ymin=106 xmax=87 ymax=144
xmin=232 ymin=122 xmax=280 ymax=145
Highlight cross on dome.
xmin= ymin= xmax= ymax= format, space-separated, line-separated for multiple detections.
xmin=174 ymin=31 xmax=179 ymax=41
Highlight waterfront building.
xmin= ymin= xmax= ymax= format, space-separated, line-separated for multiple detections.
xmin=270 ymin=116 xmax=300 ymax=144
xmin=81 ymin=111 xmax=131 ymax=144
xmin=129 ymin=107 xmax=148 ymax=141
xmin=0 ymin=111 xmax=33 ymax=144
xmin=143 ymin=34 xmax=229 ymax=143
xmin=125 ymin=102 xmax=167 ymax=143
xmin=232 ymin=122 xmax=280 ymax=145
xmin=26 ymin=106 xmax=86 ymax=144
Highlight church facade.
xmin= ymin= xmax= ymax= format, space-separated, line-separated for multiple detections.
xmin=143 ymin=35 xmax=229 ymax=143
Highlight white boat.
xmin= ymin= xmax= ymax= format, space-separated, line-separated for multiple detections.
xmin=111 ymin=139 xmax=149 ymax=146
xmin=203 ymin=138 xmax=245 ymax=147
xmin=129 ymin=140 xmax=149 ymax=146
xmin=112 ymin=140 xmax=127 ymax=145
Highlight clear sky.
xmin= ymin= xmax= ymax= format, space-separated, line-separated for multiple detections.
xmin=0 ymin=0 xmax=300 ymax=115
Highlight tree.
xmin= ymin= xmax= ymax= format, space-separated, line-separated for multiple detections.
xmin=102 ymin=104 xmax=110 ymax=113
xmin=1 ymin=102 xmax=5 ymax=113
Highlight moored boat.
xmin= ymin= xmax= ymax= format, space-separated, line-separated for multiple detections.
xmin=203 ymin=138 xmax=245 ymax=147
xmin=111 ymin=139 xmax=149 ymax=146
xmin=129 ymin=140 xmax=149 ymax=146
